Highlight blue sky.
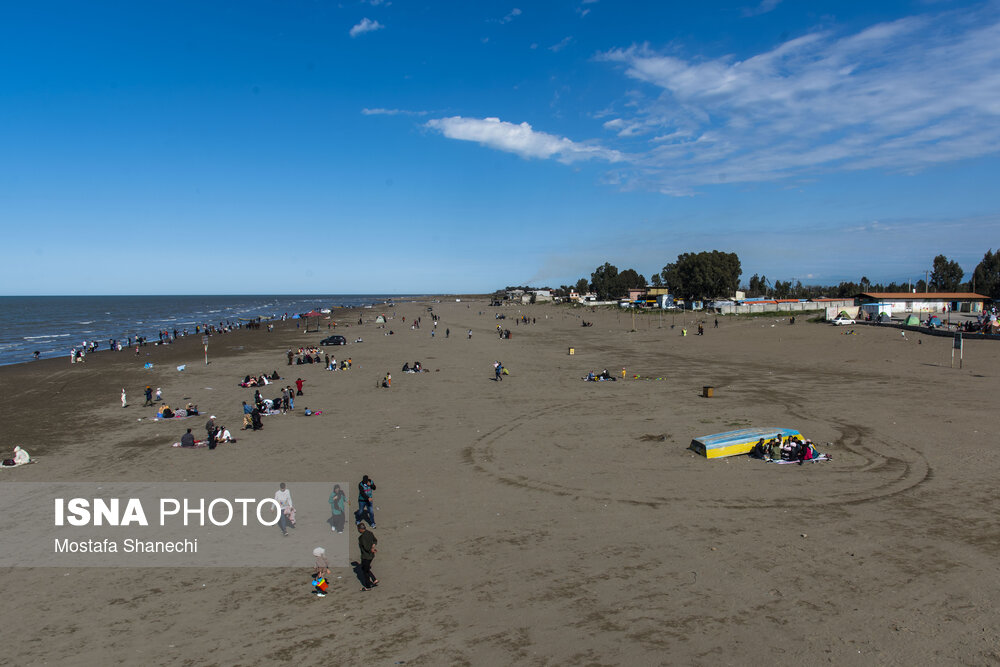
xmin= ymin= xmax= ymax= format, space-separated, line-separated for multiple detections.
xmin=3 ymin=0 xmax=1000 ymax=295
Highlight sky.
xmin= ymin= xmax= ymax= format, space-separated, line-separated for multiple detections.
xmin=3 ymin=0 xmax=1000 ymax=295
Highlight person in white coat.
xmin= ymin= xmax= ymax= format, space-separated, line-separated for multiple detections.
xmin=275 ymin=482 xmax=295 ymax=536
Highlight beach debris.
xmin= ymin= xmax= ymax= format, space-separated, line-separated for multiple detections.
xmin=177 ymin=365 xmax=186 ymax=371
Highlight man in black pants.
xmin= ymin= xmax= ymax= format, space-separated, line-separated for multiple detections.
xmin=206 ymin=415 xmax=217 ymax=450
xmin=357 ymin=523 xmax=378 ymax=591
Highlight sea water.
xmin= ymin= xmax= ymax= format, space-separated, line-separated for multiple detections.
xmin=0 ymin=295 xmax=407 ymax=366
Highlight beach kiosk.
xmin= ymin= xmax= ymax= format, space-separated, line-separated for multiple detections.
xmin=691 ymin=427 xmax=802 ymax=459
xmin=301 ymin=310 xmax=325 ymax=333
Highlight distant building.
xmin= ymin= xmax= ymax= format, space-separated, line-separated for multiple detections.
xmin=858 ymin=292 xmax=987 ymax=314
xmin=521 ymin=289 xmax=553 ymax=304
xmin=627 ymin=288 xmax=645 ymax=302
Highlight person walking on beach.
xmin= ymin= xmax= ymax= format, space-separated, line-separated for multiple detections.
xmin=355 ymin=475 xmax=376 ymax=528
xmin=275 ymin=482 xmax=295 ymax=536
xmin=357 ymin=523 xmax=378 ymax=591
xmin=143 ymin=386 xmax=154 ymax=407
xmin=295 ymin=377 xmax=304 ymax=396
xmin=155 ymin=387 xmax=162 ymax=402
xmin=281 ymin=387 xmax=290 ymax=413
xmin=121 ymin=388 xmax=127 ymax=408
xmin=494 ymin=361 xmax=503 ymax=382
xmin=312 ymin=547 xmax=331 ymax=597
xmin=329 ymin=484 xmax=347 ymax=533
xmin=287 ymin=349 xmax=294 ymax=366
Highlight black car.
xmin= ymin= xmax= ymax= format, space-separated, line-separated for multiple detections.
xmin=320 ymin=335 xmax=347 ymax=346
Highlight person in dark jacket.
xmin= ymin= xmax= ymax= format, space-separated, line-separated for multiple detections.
xmin=180 ymin=429 xmax=196 ymax=448
xmin=357 ymin=523 xmax=378 ymax=591
xmin=206 ymin=416 xmax=217 ymax=449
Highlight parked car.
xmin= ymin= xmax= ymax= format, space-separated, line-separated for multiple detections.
xmin=830 ymin=316 xmax=855 ymax=326
xmin=320 ymin=335 xmax=347 ymax=345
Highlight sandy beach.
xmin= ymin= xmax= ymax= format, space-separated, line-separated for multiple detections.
xmin=1 ymin=298 xmax=998 ymax=665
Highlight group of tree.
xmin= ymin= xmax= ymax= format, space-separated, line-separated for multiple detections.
xmin=543 ymin=248 xmax=1000 ymax=303
xmin=552 ymin=251 xmax=741 ymax=301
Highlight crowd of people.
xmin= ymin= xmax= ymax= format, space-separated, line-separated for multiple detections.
xmin=584 ymin=369 xmax=616 ymax=382
xmin=239 ymin=371 xmax=281 ymax=387
xmin=749 ymin=436 xmax=829 ymax=463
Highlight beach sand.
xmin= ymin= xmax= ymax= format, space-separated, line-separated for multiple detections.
xmin=1 ymin=300 xmax=998 ymax=665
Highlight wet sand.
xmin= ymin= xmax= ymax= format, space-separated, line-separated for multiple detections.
xmin=1 ymin=299 xmax=998 ymax=665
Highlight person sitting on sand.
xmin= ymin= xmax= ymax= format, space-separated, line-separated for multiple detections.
xmin=185 ymin=403 xmax=199 ymax=416
xmin=180 ymin=429 xmax=196 ymax=448
xmin=586 ymin=371 xmax=596 ymax=382
xmin=3 ymin=446 xmax=31 ymax=466
xmin=159 ymin=405 xmax=174 ymax=419
xmin=217 ymin=426 xmax=233 ymax=443
xmin=402 ymin=362 xmax=410 ymax=373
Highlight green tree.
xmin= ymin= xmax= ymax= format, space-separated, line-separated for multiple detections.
xmin=660 ymin=251 xmax=741 ymax=299
xmin=930 ymin=254 xmax=964 ymax=291
xmin=746 ymin=274 xmax=768 ymax=297
xmin=836 ymin=281 xmax=860 ymax=297
xmin=590 ymin=263 xmax=621 ymax=300
xmin=618 ymin=268 xmax=647 ymax=291
xmin=972 ymin=249 xmax=1000 ymax=298
xmin=773 ymin=280 xmax=791 ymax=299
xmin=574 ymin=278 xmax=590 ymax=296
xmin=650 ymin=274 xmax=663 ymax=288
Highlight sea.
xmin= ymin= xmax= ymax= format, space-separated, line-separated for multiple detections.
xmin=0 ymin=295 xmax=409 ymax=367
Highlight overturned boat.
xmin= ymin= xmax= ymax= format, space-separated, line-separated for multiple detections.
xmin=691 ymin=427 xmax=802 ymax=459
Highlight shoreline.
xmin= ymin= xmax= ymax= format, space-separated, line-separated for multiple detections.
xmin=0 ymin=293 xmax=469 ymax=368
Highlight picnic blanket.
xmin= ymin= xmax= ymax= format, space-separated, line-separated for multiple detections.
xmin=767 ymin=455 xmax=832 ymax=464
xmin=154 ymin=412 xmax=192 ymax=421
xmin=172 ymin=439 xmax=208 ymax=448
xmin=1 ymin=459 xmax=35 ymax=468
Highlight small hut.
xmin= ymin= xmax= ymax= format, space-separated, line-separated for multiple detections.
xmin=301 ymin=310 xmax=325 ymax=333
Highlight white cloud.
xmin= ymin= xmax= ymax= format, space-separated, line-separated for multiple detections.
xmin=742 ymin=0 xmax=781 ymax=17
xmin=549 ymin=36 xmax=573 ymax=52
xmin=349 ymin=18 xmax=384 ymax=38
xmin=591 ymin=6 xmax=1000 ymax=194
xmin=425 ymin=116 xmax=624 ymax=164
xmin=362 ymin=108 xmax=429 ymax=116
xmin=500 ymin=8 xmax=522 ymax=24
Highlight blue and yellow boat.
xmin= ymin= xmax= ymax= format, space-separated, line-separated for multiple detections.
xmin=691 ymin=427 xmax=802 ymax=459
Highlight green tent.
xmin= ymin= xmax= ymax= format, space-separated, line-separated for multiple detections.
xmin=904 ymin=314 xmax=920 ymax=326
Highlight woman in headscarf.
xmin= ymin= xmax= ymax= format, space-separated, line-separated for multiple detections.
xmin=329 ymin=484 xmax=347 ymax=533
